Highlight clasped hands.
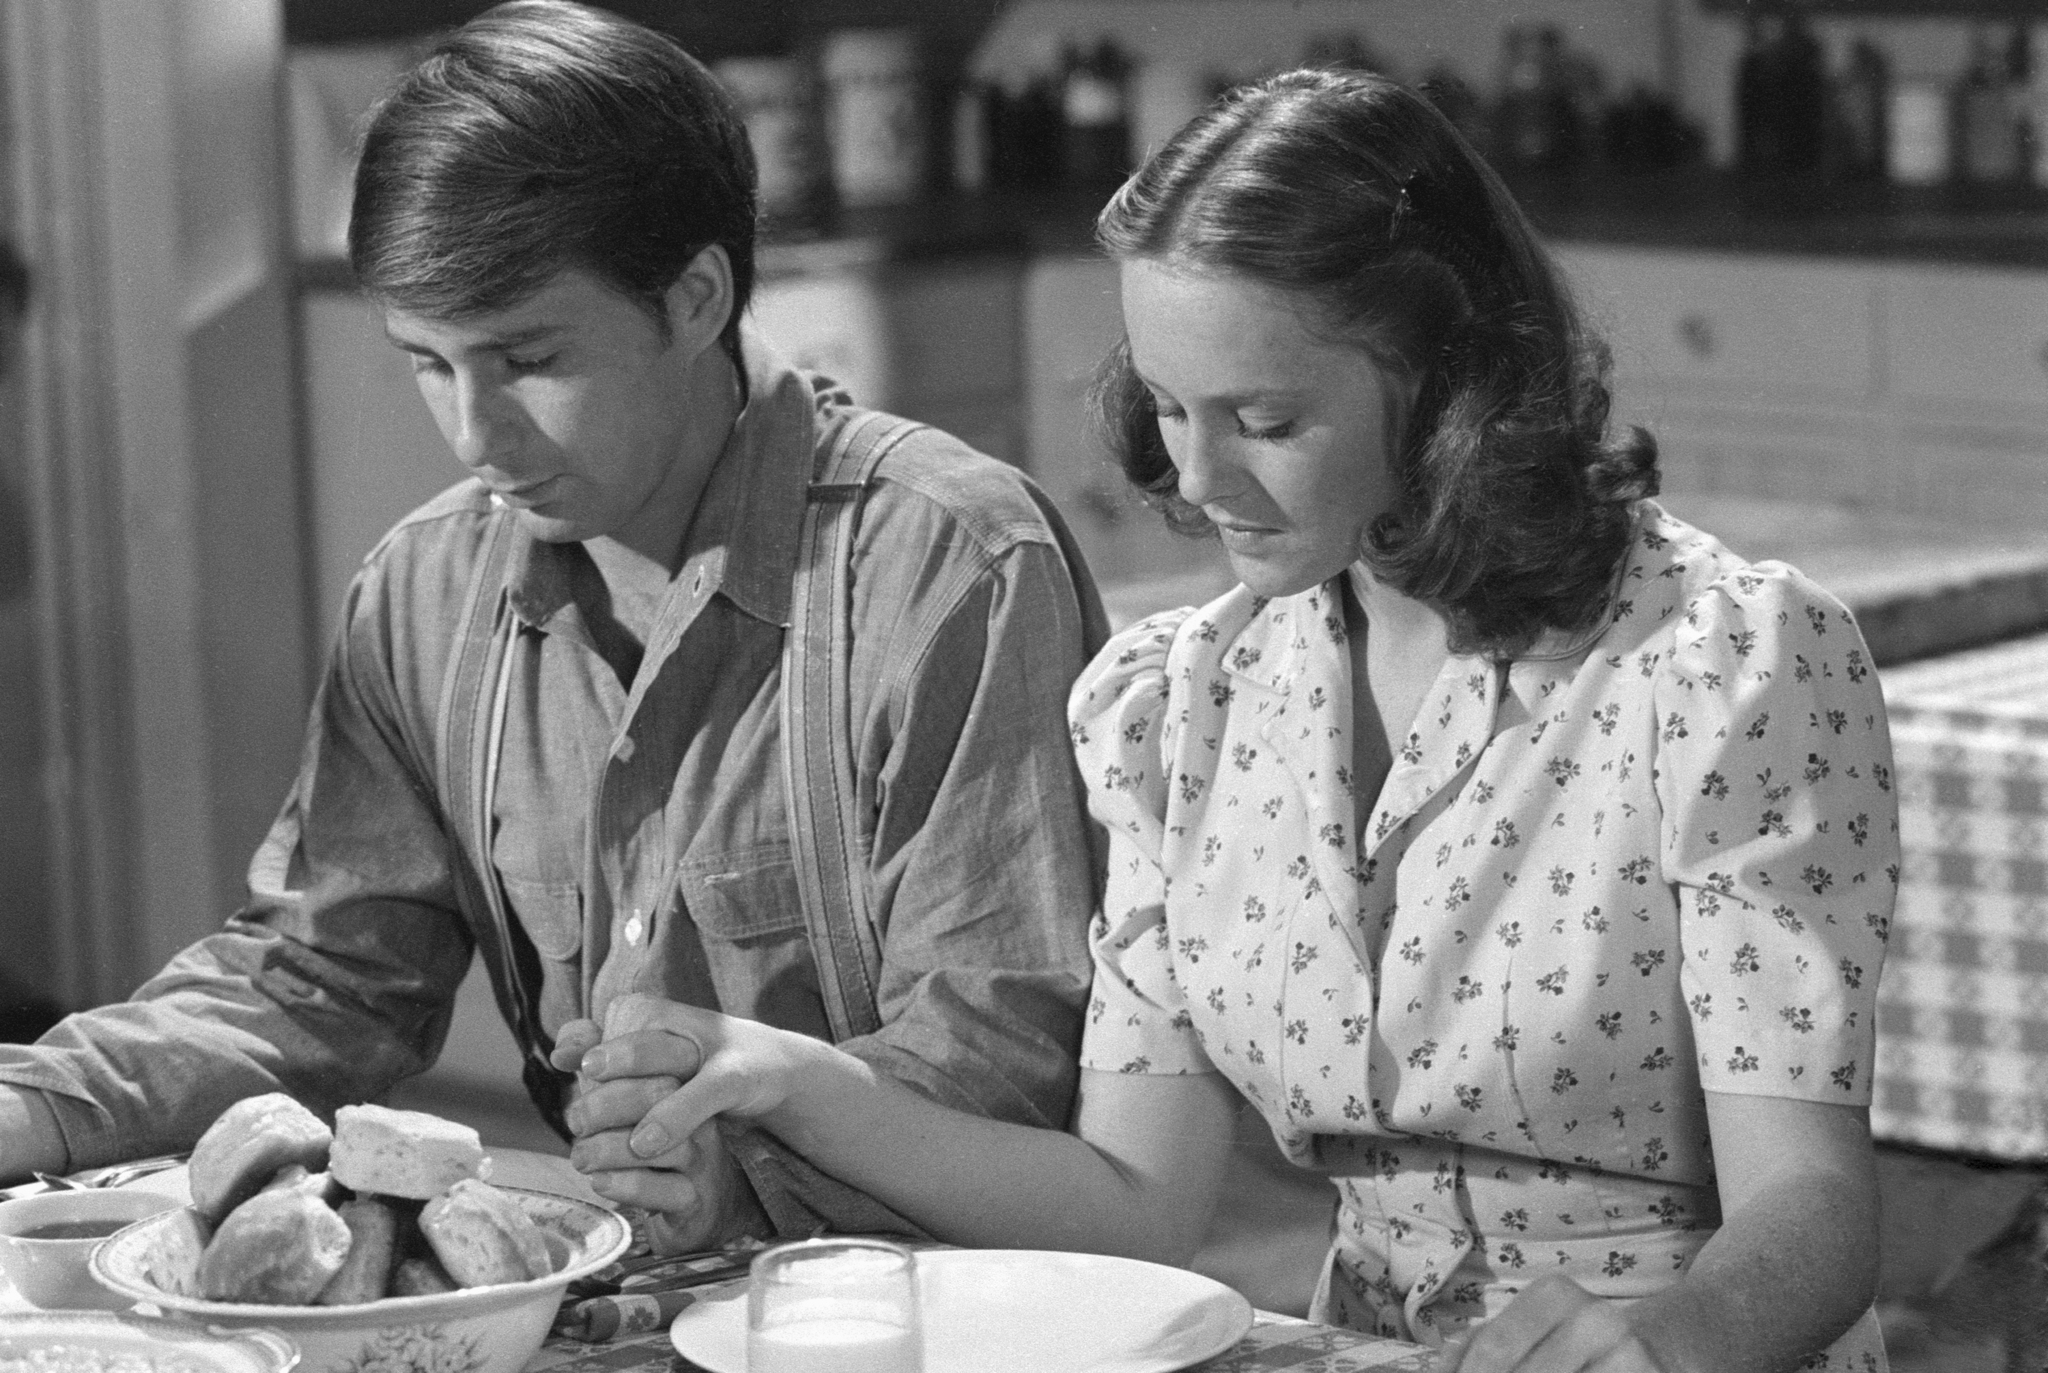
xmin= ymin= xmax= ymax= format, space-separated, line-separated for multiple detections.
xmin=554 ymin=997 xmax=1676 ymax=1371
xmin=549 ymin=993 xmax=799 ymax=1252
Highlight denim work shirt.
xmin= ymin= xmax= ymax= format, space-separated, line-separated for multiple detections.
xmin=2 ymin=330 xmax=1106 ymax=1228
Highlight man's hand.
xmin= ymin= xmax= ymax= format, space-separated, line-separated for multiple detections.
xmin=1435 ymin=1276 xmax=1668 ymax=1373
xmin=550 ymin=997 xmax=796 ymax=1250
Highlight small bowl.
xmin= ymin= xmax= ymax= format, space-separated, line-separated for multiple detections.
xmin=92 ymin=1186 xmax=631 ymax=1373
xmin=0 ymin=1188 xmax=184 ymax=1309
xmin=0 ymin=1310 xmax=297 ymax=1373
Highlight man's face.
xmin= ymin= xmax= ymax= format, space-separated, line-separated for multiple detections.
xmin=383 ymin=268 xmax=716 ymax=566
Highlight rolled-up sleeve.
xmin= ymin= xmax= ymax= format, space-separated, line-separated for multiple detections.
xmin=0 ymin=559 xmax=474 ymax=1168
xmin=840 ymin=526 xmax=1104 ymax=1128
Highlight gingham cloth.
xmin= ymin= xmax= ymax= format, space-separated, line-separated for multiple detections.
xmin=1875 ymin=632 xmax=2048 ymax=1162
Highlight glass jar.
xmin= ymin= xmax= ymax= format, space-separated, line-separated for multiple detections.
xmin=714 ymin=55 xmax=824 ymax=219
xmin=821 ymin=29 xmax=926 ymax=208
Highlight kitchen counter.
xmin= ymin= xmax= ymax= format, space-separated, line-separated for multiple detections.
xmin=1097 ymin=494 xmax=2048 ymax=668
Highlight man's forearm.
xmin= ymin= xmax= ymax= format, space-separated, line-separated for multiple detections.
xmin=0 ymin=1086 xmax=69 ymax=1185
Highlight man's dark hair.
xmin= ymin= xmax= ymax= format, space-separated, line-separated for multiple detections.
xmin=349 ymin=0 xmax=756 ymax=346
xmin=1092 ymin=68 xmax=1658 ymax=658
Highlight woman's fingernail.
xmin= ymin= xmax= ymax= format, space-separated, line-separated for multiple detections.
xmin=630 ymin=1124 xmax=670 ymax=1157
xmin=580 ymin=1049 xmax=609 ymax=1076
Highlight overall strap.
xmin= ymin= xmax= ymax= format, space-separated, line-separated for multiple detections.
xmin=782 ymin=410 xmax=923 ymax=1043
xmin=435 ymin=517 xmax=572 ymax=1137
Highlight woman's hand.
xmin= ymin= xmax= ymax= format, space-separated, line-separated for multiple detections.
xmin=1436 ymin=1276 xmax=1667 ymax=1373
xmin=548 ymin=995 xmax=815 ymax=1246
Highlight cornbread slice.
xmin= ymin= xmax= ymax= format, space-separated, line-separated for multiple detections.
xmin=419 ymin=1178 xmax=551 ymax=1286
xmin=329 ymin=1103 xmax=489 ymax=1200
xmin=188 ymin=1092 xmax=333 ymax=1224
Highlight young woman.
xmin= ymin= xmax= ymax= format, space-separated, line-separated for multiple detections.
xmin=556 ymin=71 xmax=1897 ymax=1373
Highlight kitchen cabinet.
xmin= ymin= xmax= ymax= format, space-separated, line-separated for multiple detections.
xmin=1556 ymin=244 xmax=2048 ymax=527
xmin=750 ymin=253 xmax=1025 ymax=467
xmin=1022 ymin=254 xmax=1231 ymax=614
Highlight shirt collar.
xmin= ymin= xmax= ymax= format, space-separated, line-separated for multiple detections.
xmin=501 ymin=323 xmax=819 ymax=632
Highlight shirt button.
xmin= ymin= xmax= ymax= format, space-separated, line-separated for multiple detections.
xmin=623 ymin=912 xmax=645 ymax=944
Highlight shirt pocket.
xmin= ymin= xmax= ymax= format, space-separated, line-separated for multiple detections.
xmin=676 ymin=841 xmax=808 ymax=944
xmin=498 ymin=874 xmax=584 ymax=963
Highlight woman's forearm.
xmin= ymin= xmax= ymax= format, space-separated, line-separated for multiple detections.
xmin=571 ymin=997 xmax=1238 ymax=1263
xmin=759 ymin=1042 xmax=1235 ymax=1261
xmin=1628 ymin=1165 xmax=1879 ymax=1373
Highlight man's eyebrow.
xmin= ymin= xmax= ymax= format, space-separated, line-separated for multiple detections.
xmin=383 ymin=323 xmax=564 ymax=353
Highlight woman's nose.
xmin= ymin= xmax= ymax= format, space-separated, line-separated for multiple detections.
xmin=1172 ymin=426 xmax=1242 ymax=509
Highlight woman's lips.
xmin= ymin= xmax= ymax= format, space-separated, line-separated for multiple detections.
xmin=1214 ymin=519 xmax=1281 ymax=551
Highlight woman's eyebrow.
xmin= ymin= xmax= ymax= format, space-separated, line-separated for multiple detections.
xmin=1131 ymin=368 xmax=1308 ymax=405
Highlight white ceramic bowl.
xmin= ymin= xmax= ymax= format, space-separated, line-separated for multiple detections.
xmin=0 ymin=1187 xmax=185 ymax=1310
xmin=90 ymin=1186 xmax=630 ymax=1373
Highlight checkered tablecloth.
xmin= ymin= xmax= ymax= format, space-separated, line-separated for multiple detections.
xmin=1874 ymin=633 xmax=2048 ymax=1162
xmin=529 ymin=1304 xmax=1433 ymax=1373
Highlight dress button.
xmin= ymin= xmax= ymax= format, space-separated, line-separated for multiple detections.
xmin=622 ymin=914 xmax=645 ymax=944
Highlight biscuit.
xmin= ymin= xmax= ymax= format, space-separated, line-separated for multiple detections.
xmin=198 ymin=1185 xmax=352 ymax=1304
xmin=188 ymin=1093 xmax=333 ymax=1225
xmin=418 ymin=1179 xmax=552 ymax=1287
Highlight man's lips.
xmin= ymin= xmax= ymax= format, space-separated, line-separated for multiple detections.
xmin=490 ymin=476 xmax=561 ymax=509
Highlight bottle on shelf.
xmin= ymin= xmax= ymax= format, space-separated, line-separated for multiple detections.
xmin=1736 ymin=13 xmax=1825 ymax=176
xmin=1951 ymin=24 xmax=2022 ymax=184
xmin=1489 ymin=23 xmax=1582 ymax=172
xmin=2007 ymin=22 xmax=2039 ymax=187
xmin=820 ymin=29 xmax=927 ymax=209
xmin=1887 ymin=67 xmax=1952 ymax=187
xmin=713 ymin=54 xmax=827 ymax=221
xmin=1060 ymin=37 xmax=1133 ymax=188
xmin=1825 ymin=36 xmax=1890 ymax=182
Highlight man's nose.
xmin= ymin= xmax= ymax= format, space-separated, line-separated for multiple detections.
xmin=443 ymin=375 xmax=522 ymax=471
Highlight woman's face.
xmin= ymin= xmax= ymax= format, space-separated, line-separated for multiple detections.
xmin=1119 ymin=259 xmax=1405 ymax=599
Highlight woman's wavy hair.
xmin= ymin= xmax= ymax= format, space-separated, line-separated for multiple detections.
xmin=1091 ymin=69 xmax=1657 ymax=657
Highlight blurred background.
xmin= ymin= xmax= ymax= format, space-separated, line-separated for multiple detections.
xmin=1 ymin=0 xmax=2046 ymax=1361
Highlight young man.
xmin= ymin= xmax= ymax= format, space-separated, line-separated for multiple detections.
xmin=0 ymin=0 xmax=1105 ymax=1250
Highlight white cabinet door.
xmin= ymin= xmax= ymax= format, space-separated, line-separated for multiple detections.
xmin=1555 ymin=244 xmax=1895 ymax=508
xmin=300 ymin=292 xmax=466 ymax=648
xmin=1023 ymin=254 xmax=1229 ymax=605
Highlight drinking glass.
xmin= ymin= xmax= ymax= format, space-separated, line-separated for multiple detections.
xmin=746 ymin=1237 xmax=922 ymax=1373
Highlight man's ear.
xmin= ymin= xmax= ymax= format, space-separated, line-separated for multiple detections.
xmin=662 ymin=244 xmax=734 ymax=358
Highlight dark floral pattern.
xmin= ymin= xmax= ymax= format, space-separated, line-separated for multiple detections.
xmin=1070 ymin=503 xmax=1896 ymax=1367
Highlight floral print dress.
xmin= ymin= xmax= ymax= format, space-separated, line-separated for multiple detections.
xmin=1070 ymin=503 xmax=1896 ymax=1368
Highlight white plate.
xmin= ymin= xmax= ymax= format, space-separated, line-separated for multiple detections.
xmin=670 ymin=1248 xmax=1253 ymax=1373
xmin=0 ymin=1311 xmax=299 ymax=1373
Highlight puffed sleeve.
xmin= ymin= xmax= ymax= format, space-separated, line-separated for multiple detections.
xmin=1068 ymin=609 xmax=1216 ymax=1077
xmin=1654 ymin=562 xmax=1899 ymax=1105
